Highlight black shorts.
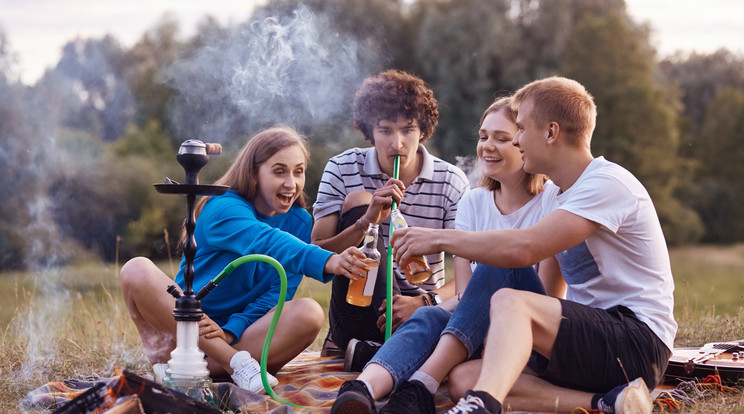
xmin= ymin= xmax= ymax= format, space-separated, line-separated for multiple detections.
xmin=527 ymin=299 xmax=671 ymax=392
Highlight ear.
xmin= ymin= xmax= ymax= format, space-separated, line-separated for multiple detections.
xmin=545 ymin=122 xmax=560 ymax=144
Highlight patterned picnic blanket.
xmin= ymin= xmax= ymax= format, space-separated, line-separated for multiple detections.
xmin=23 ymin=351 xmax=734 ymax=413
xmin=23 ymin=351 xmax=456 ymax=413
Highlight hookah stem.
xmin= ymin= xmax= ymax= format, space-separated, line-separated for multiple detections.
xmin=205 ymin=254 xmax=308 ymax=409
xmin=386 ymin=155 xmax=400 ymax=341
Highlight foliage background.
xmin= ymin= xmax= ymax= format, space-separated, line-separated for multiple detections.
xmin=1 ymin=0 xmax=743 ymax=268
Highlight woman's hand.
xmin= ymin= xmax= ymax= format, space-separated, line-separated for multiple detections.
xmin=325 ymin=246 xmax=369 ymax=280
xmin=198 ymin=314 xmax=226 ymax=342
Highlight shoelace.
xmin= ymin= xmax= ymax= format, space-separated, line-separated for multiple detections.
xmin=234 ymin=359 xmax=261 ymax=383
xmin=451 ymin=395 xmax=487 ymax=413
xmin=596 ymin=399 xmax=613 ymax=413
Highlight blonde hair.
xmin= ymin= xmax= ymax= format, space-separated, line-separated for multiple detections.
xmin=511 ymin=76 xmax=597 ymax=148
xmin=477 ymin=96 xmax=547 ymax=196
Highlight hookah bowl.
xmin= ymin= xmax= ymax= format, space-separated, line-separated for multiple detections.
xmin=154 ymin=139 xmax=227 ymax=404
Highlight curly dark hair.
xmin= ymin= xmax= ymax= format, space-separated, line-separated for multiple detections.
xmin=353 ymin=69 xmax=439 ymax=144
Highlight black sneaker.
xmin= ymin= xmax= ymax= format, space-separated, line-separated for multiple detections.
xmin=444 ymin=390 xmax=500 ymax=414
xmin=321 ymin=334 xmax=344 ymax=358
xmin=344 ymin=338 xmax=382 ymax=372
xmin=596 ymin=377 xmax=653 ymax=414
xmin=379 ymin=380 xmax=435 ymax=414
xmin=331 ymin=380 xmax=377 ymax=414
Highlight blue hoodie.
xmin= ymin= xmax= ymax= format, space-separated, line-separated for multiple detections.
xmin=176 ymin=190 xmax=333 ymax=340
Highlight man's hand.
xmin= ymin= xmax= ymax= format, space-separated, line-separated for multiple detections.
xmin=361 ymin=178 xmax=405 ymax=226
xmin=391 ymin=226 xmax=440 ymax=267
xmin=376 ymin=294 xmax=426 ymax=332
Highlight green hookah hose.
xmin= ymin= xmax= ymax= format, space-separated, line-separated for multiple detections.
xmin=200 ymin=254 xmax=307 ymax=408
xmin=385 ymin=155 xmax=400 ymax=340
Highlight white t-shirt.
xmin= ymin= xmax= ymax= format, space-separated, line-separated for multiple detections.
xmin=547 ymin=157 xmax=677 ymax=350
xmin=456 ymin=182 xmax=560 ymax=271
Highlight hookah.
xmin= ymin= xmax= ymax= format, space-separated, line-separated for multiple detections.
xmin=153 ymin=139 xmax=228 ymax=402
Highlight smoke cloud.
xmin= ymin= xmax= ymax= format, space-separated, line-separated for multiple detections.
xmin=166 ymin=5 xmax=375 ymax=145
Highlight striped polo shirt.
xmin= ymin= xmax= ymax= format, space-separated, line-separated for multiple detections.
xmin=313 ymin=145 xmax=470 ymax=295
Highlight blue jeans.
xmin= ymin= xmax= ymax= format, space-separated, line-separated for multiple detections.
xmin=368 ymin=265 xmax=547 ymax=389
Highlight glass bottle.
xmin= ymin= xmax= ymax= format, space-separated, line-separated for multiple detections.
xmin=389 ymin=209 xmax=432 ymax=285
xmin=346 ymin=223 xmax=381 ymax=307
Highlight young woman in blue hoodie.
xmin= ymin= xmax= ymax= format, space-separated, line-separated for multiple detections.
xmin=120 ymin=126 xmax=367 ymax=394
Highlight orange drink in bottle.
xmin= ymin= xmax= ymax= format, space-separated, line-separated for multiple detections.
xmin=389 ymin=209 xmax=432 ymax=285
xmin=346 ymin=223 xmax=381 ymax=306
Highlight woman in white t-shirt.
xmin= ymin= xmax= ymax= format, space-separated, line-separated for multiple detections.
xmin=332 ymin=96 xmax=565 ymax=413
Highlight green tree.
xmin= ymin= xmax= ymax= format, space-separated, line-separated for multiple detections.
xmin=563 ymin=8 xmax=702 ymax=244
xmin=409 ymin=0 xmax=521 ymax=158
xmin=692 ymin=88 xmax=744 ymax=242
xmin=659 ymin=50 xmax=744 ymax=141
xmin=122 ymin=14 xmax=185 ymax=144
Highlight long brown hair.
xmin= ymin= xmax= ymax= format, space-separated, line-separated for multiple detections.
xmin=180 ymin=126 xmax=310 ymax=245
xmin=477 ymin=96 xmax=547 ymax=196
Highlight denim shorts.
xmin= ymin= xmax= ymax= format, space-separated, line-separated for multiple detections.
xmin=527 ymin=299 xmax=671 ymax=392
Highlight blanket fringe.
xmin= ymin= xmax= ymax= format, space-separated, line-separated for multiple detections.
xmin=653 ymin=375 xmax=740 ymax=412
xmin=570 ymin=375 xmax=740 ymax=414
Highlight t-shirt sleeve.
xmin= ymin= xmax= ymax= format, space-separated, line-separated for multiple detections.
xmin=558 ymin=173 xmax=637 ymax=233
xmin=444 ymin=168 xmax=470 ymax=229
xmin=312 ymin=159 xmax=346 ymax=220
xmin=455 ymin=189 xmax=475 ymax=231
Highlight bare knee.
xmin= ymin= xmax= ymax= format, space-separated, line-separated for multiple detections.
xmin=342 ymin=190 xmax=372 ymax=212
xmin=120 ymin=257 xmax=151 ymax=289
xmin=120 ymin=257 xmax=170 ymax=296
xmin=284 ymin=297 xmax=324 ymax=334
xmin=489 ymin=288 xmax=523 ymax=315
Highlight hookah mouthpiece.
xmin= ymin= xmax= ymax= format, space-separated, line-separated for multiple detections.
xmin=205 ymin=143 xmax=222 ymax=155
xmin=178 ymin=139 xmax=222 ymax=155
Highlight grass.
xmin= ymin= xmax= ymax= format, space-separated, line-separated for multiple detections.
xmin=2 ymin=245 xmax=744 ymax=413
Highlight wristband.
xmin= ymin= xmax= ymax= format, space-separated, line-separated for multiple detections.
xmin=421 ymin=294 xmax=430 ymax=306
xmin=357 ymin=218 xmax=366 ymax=232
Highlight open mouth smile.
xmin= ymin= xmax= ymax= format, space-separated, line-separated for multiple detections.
xmin=278 ymin=192 xmax=295 ymax=205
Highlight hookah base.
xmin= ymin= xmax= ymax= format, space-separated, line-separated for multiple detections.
xmin=164 ymin=375 xmax=219 ymax=407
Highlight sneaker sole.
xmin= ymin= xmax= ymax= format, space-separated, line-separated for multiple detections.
xmin=344 ymin=339 xmax=360 ymax=372
xmin=332 ymin=398 xmax=375 ymax=414
xmin=254 ymin=373 xmax=280 ymax=394
xmin=618 ymin=378 xmax=653 ymax=414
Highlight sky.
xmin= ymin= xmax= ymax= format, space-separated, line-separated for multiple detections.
xmin=1 ymin=0 xmax=743 ymax=85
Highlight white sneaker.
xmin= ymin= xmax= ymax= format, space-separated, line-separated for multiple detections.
xmin=229 ymin=350 xmax=278 ymax=394
xmin=152 ymin=363 xmax=168 ymax=385
xmin=596 ymin=377 xmax=653 ymax=414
